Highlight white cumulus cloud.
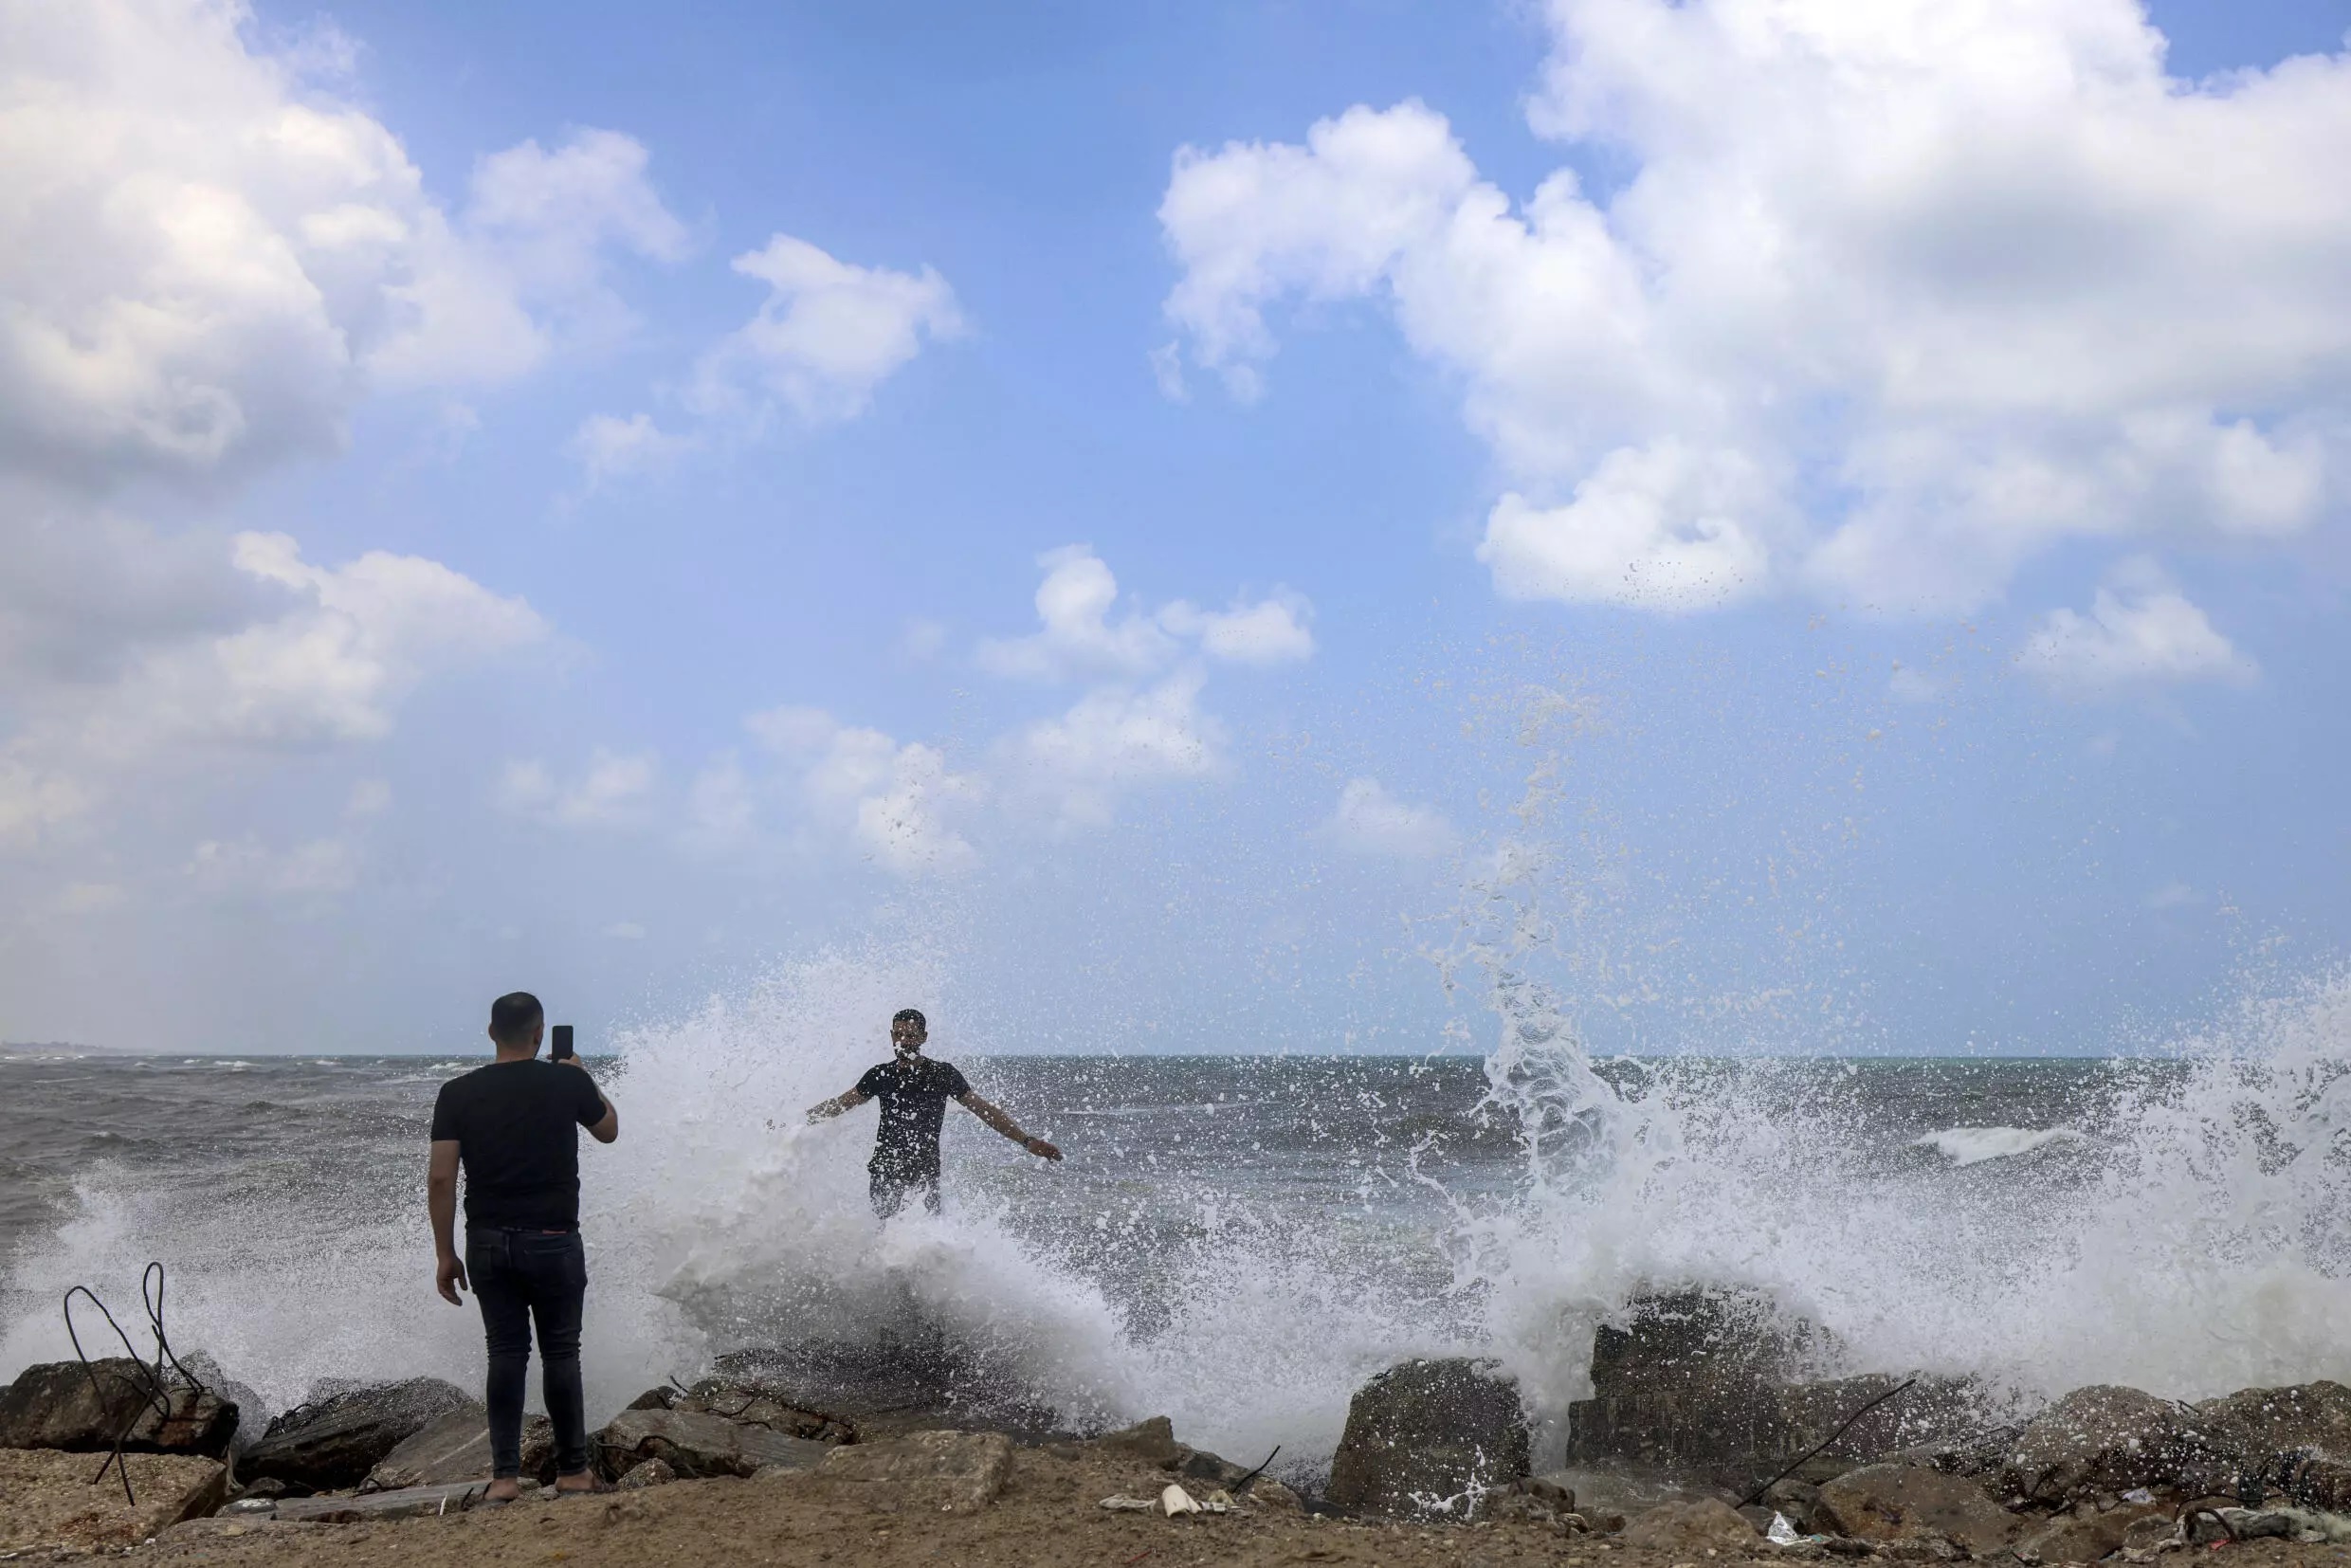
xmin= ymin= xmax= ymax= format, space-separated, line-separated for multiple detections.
xmin=1005 ymin=669 xmax=1227 ymax=828
xmin=979 ymin=547 xmax=1315 ymax=681
xmin=1481 ymin=443 xmax=1775 ymax=611
xmin=66 ymin=532 xmax=546 ymax=757
xmin=0 ymin=1 xmax=686 ymax=489
xmin=1321 ymin=777 xmax=1458 ymax=860
xmin=690 ymin=235 xmax=963 ymax=426
xmin=569 ymin=411 xmax=693 ymax=489
xmin=1158 ymin=593 xmax=1317 ymax=665
xmin=748 ymin=707 xmax=980 ymax=876
xmin=0 ymin=528 xmax=548 ymax=847
xmin=978 ymin=548 xmax=1179 ymax=682
xmin=1158 ymin=0 xmax=2351 ymax=614
xmin=498 ymin=749 xmax=660 ymax=829
xmin=2016 ymin=574 xmax=2257 ymax=696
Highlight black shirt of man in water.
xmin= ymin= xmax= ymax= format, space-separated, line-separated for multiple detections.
xmin=430 ymin=1060 xmax=609 ymax=1229
xmin=854 ymin=1056 xmax=972 ymax=1181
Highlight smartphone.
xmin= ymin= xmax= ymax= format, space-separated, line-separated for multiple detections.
xmin=551 ymin=1024 xmax=575 ymax=1061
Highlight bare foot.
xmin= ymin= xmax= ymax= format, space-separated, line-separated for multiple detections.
xmin=484 ymin=1478 xmax=522 ymax=1503
xmin=554 ymin=1470 xmax=602 ymax=1494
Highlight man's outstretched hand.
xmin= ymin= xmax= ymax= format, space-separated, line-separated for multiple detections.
xmin=1024 ymin=1136 xmax=1064 ymax=1162
xmin=435 ymin=1252 xmax=468 ymax=1304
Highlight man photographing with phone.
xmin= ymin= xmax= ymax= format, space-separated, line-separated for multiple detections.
xmin=427 ymin=993 xmax=618 ymax=1501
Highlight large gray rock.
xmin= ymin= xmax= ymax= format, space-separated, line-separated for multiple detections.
xmin=2270 ymin=1451 xmax=2351 ymax=1512
xmin=1586 ymin=1287 xmax=1833 ymax=1403
xmin=617 ymin=1456 xmax=676 ymax=1489
xmin=706 ymin=1341 xmax=1064 ymax=1443
xmin=1777 ymin=1373 xmax=1995 ymax=1475
xmin=2017 ymin=1500 xmax=2173 ymax=1563
xmin=362 ymin=1408 xmax=555 ymax=1488
xmin=1324 ymin=1358 xmax=1531 ymax=1517
xmin=2000 ymin=1386 xmax=2239 ymax=1505
xmin=1566 ymin=1290 xmax=1988 ymax=1486
xmin=274 ymin=1481 xmax=488 ymax=1522
xmin=811 ymin=1429 xmax=1013 ymax=1514
xmin=594 ymin=1406 xmax=834 ymax=1480
xmin=1081 ymin=1414 xmax=1257 ymax=1489
xmin=177 ymin=1354 xmax=264 ymax=1458
xmin=2198 ymin=1382 xmax=2351 ymax=1463
xmin=0 ymin=1358 xmax=239 ymax=1458
xmin=671 ymin=1379 xmax=857 ymax=1445
xmin=1814 ymin=1463 xmax=2024 ymax=1554
xmin=1092 ymin=1414 xmax=1182 ymax=1468
xmin=241 ymin=1377 xmax=474 ymax=1491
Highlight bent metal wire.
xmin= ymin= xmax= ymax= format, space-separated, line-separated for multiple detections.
xmin=63 ymin=1261 xmax=210 ymax=1508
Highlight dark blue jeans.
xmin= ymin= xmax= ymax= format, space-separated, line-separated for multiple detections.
xmin=465 ymin=1228 xmax=589 ymax=1480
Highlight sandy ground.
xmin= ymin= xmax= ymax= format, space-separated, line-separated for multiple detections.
xmin=95 ymin=1447 xmax=2351 ymax=1568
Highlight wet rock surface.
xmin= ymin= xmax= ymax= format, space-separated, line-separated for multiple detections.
xmin=617 ymin=1455 xmax=677 ymax=1489
xmin=362 ymin=1407 xmax=553 ymax=1488
xmin=1568 ymin=1289 xmax=1991 ymax=1486
xmin=1091 ymin=1414 xmax=1183 ymax=1468
xmin=1995 ymin=1384 xmax=2241 ymax=1505
xmin=1324 ymin=1357 xmax=1531 ymax=1517
xmin=594 ymin=1406 xmax=835 ymax=1480
xmin=1813 ymin=1463 xmax=2023 ymax=1554
xmin=274 ymin=1480 xmax=490 ymax=1522
xmin=2200 ymin=1381 xmax=2351 ymax=1462
xmin=2273 ymin=1451 xmax=2351 ymax=1511
xmin=1569 ymin=1287 xmax=1832 ymax=1481
xmin=2016 ymin=1498 xmax=2172 ymax=1561
xmin=0 ymin=1358 xmax=239 ymax=1458
xmin=1073 ymin=1413 xmax=1265 ymax=1493
xmin=242 ymin=1377 xmax=476 ymax=1491
xmin=669 ymin=1378 xmax=858 ymax=1445
xmin=707 ymin=1340 xmax=1065 ymax=1443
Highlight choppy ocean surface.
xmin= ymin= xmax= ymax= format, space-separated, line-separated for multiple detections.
xmin=5 ymin=966 xmax=2349 ymax=1474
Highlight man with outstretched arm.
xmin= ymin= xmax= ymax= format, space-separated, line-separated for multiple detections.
xmin=806 ymin=1008 xmax=1061 ymax=1217
xmin=428 ymin=993 xmax=618 ymax=1502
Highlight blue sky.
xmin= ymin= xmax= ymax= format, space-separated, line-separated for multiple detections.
xmin=1 ymin=0 xmax=2346 ymax=1055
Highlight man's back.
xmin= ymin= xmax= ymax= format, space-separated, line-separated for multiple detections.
xmin=430 ymin=1059 xmax=607 ymax=1229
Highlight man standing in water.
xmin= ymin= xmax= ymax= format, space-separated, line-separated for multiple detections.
xmin=807 ymin=1009 xmax=1061 ymax=1217
xmin=428 ymin=993 xmax=619 ymax=1502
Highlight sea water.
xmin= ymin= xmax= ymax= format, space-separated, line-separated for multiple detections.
xmin=4 ymin=954 xmax=2349 ymax=1477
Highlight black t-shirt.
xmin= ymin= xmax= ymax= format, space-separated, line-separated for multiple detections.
xmin=429 ymin=1059 xmax=608 ymax=1229
xmin=855 ymin=1056 xmax=970 ymax=1180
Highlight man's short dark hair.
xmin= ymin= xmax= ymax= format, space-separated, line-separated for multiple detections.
xmin=892 ymin=1008 xmax=926 ymax=1029
xmin=490 ymin=992 xmax=544 ymax=1047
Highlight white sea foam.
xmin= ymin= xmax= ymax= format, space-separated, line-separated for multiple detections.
xmin=1465 ymin=969 xmax=2351 ymax=1445
xmin=1911 ymin=1126 xmax=2088 ymax=1165
xmin=577 ymin=939 xmax=1450 ymax=1468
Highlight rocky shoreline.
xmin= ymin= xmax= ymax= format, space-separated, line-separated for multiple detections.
xmin=7 ymin=1286 xmax=2351 ymax=1565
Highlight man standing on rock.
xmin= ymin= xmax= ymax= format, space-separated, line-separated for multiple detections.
xmin=428 ymin=993 xmax=619 ymax=1502
xmin=806 ymin=1009 xmax=1061 ymax=1217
